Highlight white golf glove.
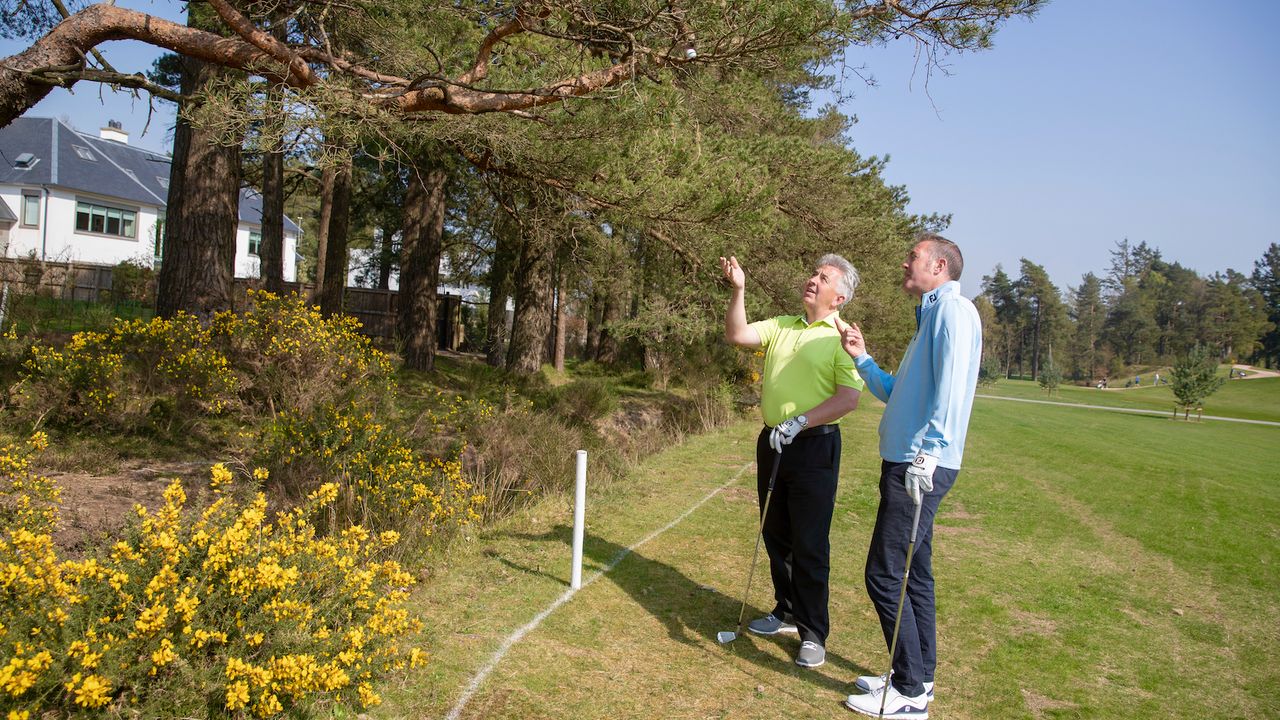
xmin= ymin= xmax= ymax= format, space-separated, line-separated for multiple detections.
xmin=769 ymin=415 xmax=806 ymax=453
xmin=904 ymin=451 xmax=938 ymax=504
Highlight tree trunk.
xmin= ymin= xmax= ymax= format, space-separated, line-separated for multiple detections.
xmin=398 ymin=165 xmax=448 ymax=371
xmin=484 ymin=221 xmax=516 ymax=368
xmin=377 ymin=223 xmax=396 ymax=290
xmin=1030 ymin=301 xmax=1042 ymax=381
xmin=259 ymin=20 xmax=287 ymax=295
xmin=318 ymin=159 xmax=352 ymax=317
xmin=155 ymin=54 xmax=241 ymax=319
xmin=260 ymin=123 xmax=285 ymax=294
xmin=553 ymin=264 xmax=567 ymax=372
xmin=507 ymin=229 xmax=553 ymax=374
xmin=595 ymin=293 xmax=622 ymax=364
xmin=584 ymin=286 xmax=602 ymax=361
xmin=311 ymin=164 xmax=335 ymax=298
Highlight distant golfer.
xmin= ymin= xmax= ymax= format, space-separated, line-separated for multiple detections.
xmin=721 ymin=254 xmax=864 ymax=669
xmin=837 ymin=233 xmax=981 ymax=718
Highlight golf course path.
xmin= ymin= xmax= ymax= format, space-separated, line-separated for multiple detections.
xmin=976 ymin=394 xmax=1280 ymax=427
xmin=444 ymin=460 xmax=755 ymax=720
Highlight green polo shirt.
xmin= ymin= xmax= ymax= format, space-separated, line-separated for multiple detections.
xmin=751 ymin=311 xmax=865 ymax=427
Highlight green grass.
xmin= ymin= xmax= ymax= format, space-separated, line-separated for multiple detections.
xmin=368 ymin=393 xmax=1279 ymax=719
xmin=978 ymin=375 xmax=1280 ymax=423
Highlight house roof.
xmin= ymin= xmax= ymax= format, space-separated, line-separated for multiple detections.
xmin=1 ymin=117 xmax=300 ymax=233
xmin=0 ymin=196 xmax=15 ymax=222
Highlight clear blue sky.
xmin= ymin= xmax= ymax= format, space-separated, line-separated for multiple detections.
xmin=822 ymin=0 xmax=1279 ymax=294
xmin=5 ymin=0 xmax=1277 ymax=294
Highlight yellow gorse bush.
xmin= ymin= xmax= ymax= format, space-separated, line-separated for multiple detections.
xmin=0 ymin=435 xmax=57 ymax=536
xmin=257 ymin=400 xmax=485 ymax=535
xmin=0 ymin=446 xmax=425 ymax=718
xmin=15 ymin=292 xmax=394 ymax=432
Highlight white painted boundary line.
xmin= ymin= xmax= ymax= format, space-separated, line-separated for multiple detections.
xmin=445 ymin=460 xmax=754 ymax=720
xmin=977 ymin=394 xmax=1280 ymax=427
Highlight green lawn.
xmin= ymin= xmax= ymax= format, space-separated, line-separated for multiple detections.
xmin=368 ymin=394 xmax=1279 ymax=719
xmin=978 ymin=375 xmax=1280 ymax=423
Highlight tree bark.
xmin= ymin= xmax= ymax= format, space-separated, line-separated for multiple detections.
xmin=584 ymin=286 xmax=602 ymax=361
xmin=377 ymin=223 xmax=396 ymax=290
xmin=259 ymin=121 xmax=285 ymax=294
xmin=155 ymin=54 xmax=241 ymax=318
xmin=398 ymin=164 xmax=448 ymax=371
xmin=484 ymin=221 xmax=516 ymax=368
xmin=595 ymin=292 xmax=623 ymax=365
xmin=507 ymin=228 xmax=553 ymax=374
xmin=310 ymin=164 xmax=335 ymax=297
xmin=318 ymin=158 xmax=351 ymax=316
xmin=553 ymin=263 xmax=567 ymax=372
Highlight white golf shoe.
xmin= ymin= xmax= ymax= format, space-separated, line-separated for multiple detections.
xmin=844 ymin=684 xmax=929 ymax=719
xmin=853 ymin=673 xmax=933 ymax=700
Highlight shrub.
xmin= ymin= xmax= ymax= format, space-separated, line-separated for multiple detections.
xmin=11 ymin=292 xmax=395 ymax=435
xmin=460 ymin=400 xmax=597 ymax=521
xmin=544 ymin=378 xmax=617 ymax=427
xmin=0 ymin=457 xmax=425 ymax=718
xmin=978 ymin=357 xmax=1001 ymax=387
xmin=251 ymin=400 xmax=485 ymax=537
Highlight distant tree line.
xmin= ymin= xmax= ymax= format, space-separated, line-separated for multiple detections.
xmin=977 ymin=240 xmax=1280 ymax=382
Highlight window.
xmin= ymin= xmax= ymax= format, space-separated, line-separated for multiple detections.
xmin=72 ymin=145 xmax=96 ymax=161
xmin=21 ymin=192 xmax=40 ymax=227
xmin=248 ymin=231 xmax=262 ymax=257
xmin=156 ymin=176 xmax=169 ymax=189
xmin=75 ymin=200 xmax=137 ymax=239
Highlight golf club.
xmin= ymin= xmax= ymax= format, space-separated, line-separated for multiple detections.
xmin=717 ymin=446 xmax=783 ymax=644
xmin=878 ymin=485 xmax=926 ymax=717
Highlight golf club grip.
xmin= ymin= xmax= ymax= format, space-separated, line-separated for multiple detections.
xmin=908 ymin=493 xmax=924 ymax=543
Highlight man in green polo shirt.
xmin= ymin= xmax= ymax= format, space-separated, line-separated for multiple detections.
xmin=721 ymin=253 xmax=865 ymax=669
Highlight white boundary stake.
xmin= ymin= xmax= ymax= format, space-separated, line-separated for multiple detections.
xmin=445 ymin=460 xmax=753 ymax=720
xmin=571 ymin=450 xmax=587 ymax=589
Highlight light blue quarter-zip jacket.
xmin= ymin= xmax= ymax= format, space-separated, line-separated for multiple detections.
xmin=854 ymin=280 xmax=982 ymax=470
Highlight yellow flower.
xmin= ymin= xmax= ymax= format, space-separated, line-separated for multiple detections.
xmin=66 ymin=673 xmax=112 ymax=708
xmin=357 ymin=682 xmax=381 ymax=707
xmin=210 ymin=463 xmax=233 ymax=491
xmin=226 ymin=680 xmax=250 ymax=710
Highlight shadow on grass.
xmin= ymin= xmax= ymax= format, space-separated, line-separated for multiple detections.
xmin=495 ymin=524 xmax=875 ymax=696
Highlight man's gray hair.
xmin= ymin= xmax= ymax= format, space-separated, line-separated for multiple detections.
xmin=817 ymin=253 xmax=860 ymax=307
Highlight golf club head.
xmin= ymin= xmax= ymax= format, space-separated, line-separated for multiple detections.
xmin=716 ymin=630 xmax=737 ymax=644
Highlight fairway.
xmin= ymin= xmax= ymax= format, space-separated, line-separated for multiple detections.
xmin=375 ymin=395 xmax=1279 ymax=720
xmin=976 ymin=376 xmax=1280 ymax=424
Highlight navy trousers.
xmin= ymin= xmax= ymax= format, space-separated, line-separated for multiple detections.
xmin=865 ymin=460 xmax=958 ymax=697
xmin=756 ymin=427 xmax=841 ymax=646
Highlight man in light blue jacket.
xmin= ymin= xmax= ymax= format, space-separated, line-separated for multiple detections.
xmin=837 ymin=233 xmax=982 ymax=720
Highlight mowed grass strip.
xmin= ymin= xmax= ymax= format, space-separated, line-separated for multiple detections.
xmin=369 ymin=397 xmax=1278 ymax=719
xmin=978 ymin=375 xmax=1280 ymax=423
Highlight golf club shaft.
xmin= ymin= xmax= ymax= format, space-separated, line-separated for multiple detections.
xmin=733 ymin=449 xmax=783 ymax=635
xmin=880 ymin=490 xmax=925 ymax=717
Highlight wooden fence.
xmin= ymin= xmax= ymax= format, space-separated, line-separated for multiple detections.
xmin=0 ymin=258 xmax=466 ymax=349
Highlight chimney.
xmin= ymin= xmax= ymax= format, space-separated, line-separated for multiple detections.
xmin=100 ymin=119 xmax=129 ymax=144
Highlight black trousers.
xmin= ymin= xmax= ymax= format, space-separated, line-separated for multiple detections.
xmin=755 ymin=426 xmax=841 ymax=646
xmin=864 ymin=460 xmax=959 ymax=697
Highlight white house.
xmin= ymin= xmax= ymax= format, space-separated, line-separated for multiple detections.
xmin=0 ymin=116 xmax=300 ymax=282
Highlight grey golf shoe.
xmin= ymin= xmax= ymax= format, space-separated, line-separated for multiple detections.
xmin=746 ymin=613 xmax=797 ymax=635
xmin=795 ymin=640 xmax=825 ymax=668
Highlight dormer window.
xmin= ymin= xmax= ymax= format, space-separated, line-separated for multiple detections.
xmin=72 ymin=145 xmax=96 ymax=161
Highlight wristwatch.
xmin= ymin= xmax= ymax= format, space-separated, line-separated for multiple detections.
xmin=796 ymin=414 xmax=809 ymax=429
